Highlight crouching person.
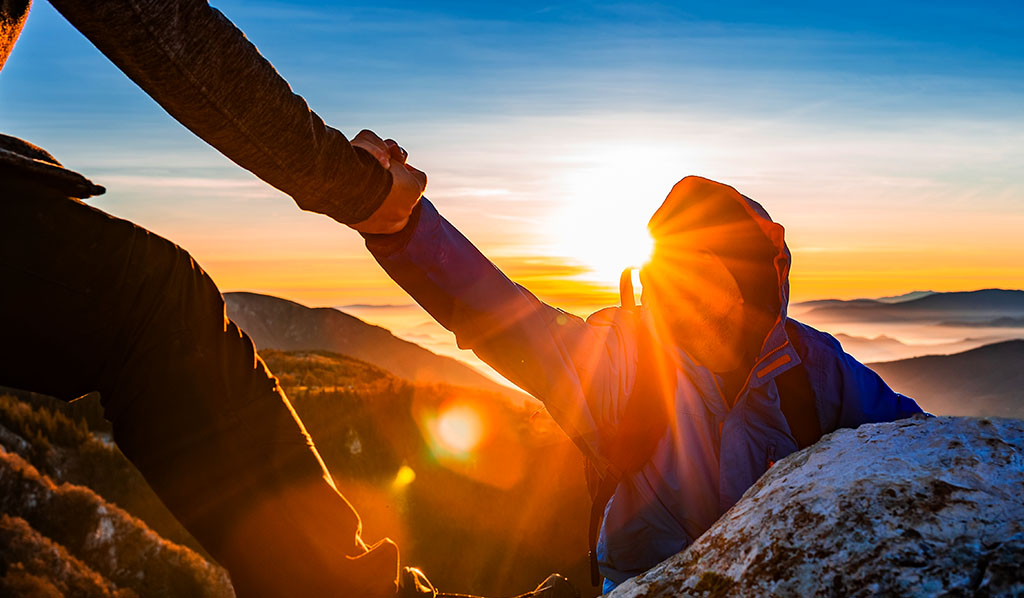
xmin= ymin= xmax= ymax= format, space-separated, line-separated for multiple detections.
xmin=356 ymin=132 xmax=924 ymax=592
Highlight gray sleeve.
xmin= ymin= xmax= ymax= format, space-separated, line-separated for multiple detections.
xmin=48 ymin=0 xmax=391 ymax=225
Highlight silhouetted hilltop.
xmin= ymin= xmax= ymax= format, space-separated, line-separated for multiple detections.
xmin=870 ymin=340 xmax=1024 ymax=418
xmin=224 ymin=292 xmax=527 ymax=403
xmin=797 ymin=289 xmax=1024 ymax=322
xmin=874 ymin=290 xmax=936 ymax=303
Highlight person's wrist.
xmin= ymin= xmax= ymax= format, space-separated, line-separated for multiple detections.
xmin=362 ymin=201 xmax=424 ymax=254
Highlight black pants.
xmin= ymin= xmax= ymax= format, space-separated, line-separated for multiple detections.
xmin=0 ymin=178 xmax=399 ymax=597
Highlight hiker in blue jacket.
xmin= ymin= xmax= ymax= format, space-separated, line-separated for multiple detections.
xmin=355 ymin=136 xmax=924 ymax=592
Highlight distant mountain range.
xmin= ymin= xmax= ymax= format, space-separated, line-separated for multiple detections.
xmin=939 ymin=316 xmax=1024 ymax=328
xmin=223 ymin=291 xmax=1023 ymax=417
xmin=830 ymin=333 xmax=1001 ymax=364
xmin=873 ymin=290 xmax=936 ymax=304
xmin=224 ymin=292 xmax=528 ymax=403
xmin=870 ymin=340 xmax=1024 ymax=418
xmin=794 ymin=289 xmax=1024 ymax=323
xmin=792 ymin=288 xmax=1024 ymax=363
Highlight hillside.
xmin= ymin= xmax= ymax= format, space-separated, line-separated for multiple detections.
xmin=870 ymin=340 xmax=1024 ymax=418
xmin=224 ymin=292 xmax=528 ymax=403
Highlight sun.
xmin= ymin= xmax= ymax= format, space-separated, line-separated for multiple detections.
xmin=547 ymin=144 xmax=690 ymax=284
xmin=558 ymin=215 xmax=654 ymax=283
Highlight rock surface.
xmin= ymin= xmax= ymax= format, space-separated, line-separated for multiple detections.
xmin=0 ymin=448 xmax=234 ymax=598
xmin=608 ymin=416 xmax=1024 ymax=598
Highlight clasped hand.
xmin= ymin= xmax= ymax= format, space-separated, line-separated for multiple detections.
xmin=349 ymin=130 xmax=427 ymax=234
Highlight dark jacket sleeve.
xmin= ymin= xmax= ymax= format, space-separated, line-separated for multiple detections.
xmin=48 ymin=0 xmax=390 ymax=225
xmin=365 ymin=198 xmax=641 ymax=467
xmin=789 ymin=319 xmax=926 ymax=432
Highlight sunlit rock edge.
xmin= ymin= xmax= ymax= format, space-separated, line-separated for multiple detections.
xmin=607 ymin=416 xmax=1024 ymax=598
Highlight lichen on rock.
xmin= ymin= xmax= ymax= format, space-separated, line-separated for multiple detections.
xmin=607 ymin=416 xmax=1024 ymax=598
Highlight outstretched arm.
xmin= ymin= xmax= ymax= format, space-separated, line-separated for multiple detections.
xmin=48 ymin=0 xmax=423 ymax=231
xmin=365 ymin=197 xmax=635 ymax=466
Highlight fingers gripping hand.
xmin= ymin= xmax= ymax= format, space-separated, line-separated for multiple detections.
xmin=350 ymin=130 xmax=427 ymax=234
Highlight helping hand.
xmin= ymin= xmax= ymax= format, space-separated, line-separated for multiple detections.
xmin=349 ymin=130 xmax=427 ymax=234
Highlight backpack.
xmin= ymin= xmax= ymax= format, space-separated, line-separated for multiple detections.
xmin=585 ymin=269 xmax=822 ymax=587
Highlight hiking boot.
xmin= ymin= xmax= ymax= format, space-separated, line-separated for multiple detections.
xmin=399 ymin=568 xmax=579 ymax=598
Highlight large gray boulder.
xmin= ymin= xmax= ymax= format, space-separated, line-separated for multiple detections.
xmin=608 ymin=416 xmax=1024 ymax=598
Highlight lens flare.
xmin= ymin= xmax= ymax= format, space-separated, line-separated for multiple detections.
xmin=436 ymin=402 xmax=484 ymax=454
xmin=392 ymin=464 xmax=416 ymax=489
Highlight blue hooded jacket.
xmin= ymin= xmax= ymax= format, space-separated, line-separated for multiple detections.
xmin=365 ymin=176 xmax=923 ymax=590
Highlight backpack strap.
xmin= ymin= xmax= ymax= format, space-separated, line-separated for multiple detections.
xmin=587 ymin=269 xmax=675 ymax=586
xmin=587 ymin=474 xmax=619 ymax=586
xmin=776 ymin=320 xmax=822 ymax=449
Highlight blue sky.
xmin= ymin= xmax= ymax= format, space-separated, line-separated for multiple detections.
xmin=1 ymin=1 xmax=1022 ymax=310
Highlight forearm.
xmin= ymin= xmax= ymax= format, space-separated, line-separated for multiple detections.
xmin=365 ymin=198 xmax=607 ymax=460
xmin=365 ymin=198 xmax=561 ymax=373
xmin=50 ymin=0 xmax=390 ymax=224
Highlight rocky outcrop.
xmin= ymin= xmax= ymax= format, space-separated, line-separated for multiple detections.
xmin=0 ymin=513 xmax=132 ymax=597
xmin=608 ymin=416 xmax=1024 ymax=598
xmin=0 ymin=448 xmax=234 ymax=598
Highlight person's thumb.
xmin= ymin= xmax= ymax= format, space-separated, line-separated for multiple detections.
xmin=403 ymin=163 xmax=428 ymax=193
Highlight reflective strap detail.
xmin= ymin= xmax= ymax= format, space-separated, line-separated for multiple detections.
xmin=756 ymin=353 xmax=792 ymax=379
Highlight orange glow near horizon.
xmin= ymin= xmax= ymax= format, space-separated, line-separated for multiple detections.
xmin=202 ymin=250 xmax=1023 ymax=317
xmin=166 ymin=159 xmax=1022 ymax=316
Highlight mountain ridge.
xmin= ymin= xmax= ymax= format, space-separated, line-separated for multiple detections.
xmin=224 ymin=292 xmax=528 ymax=403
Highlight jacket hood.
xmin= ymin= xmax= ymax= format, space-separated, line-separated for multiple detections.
xmin=0 ymin=134 xmax=106 ymax=199
xmin=644 ymin=176 xmax=796 ymax=386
